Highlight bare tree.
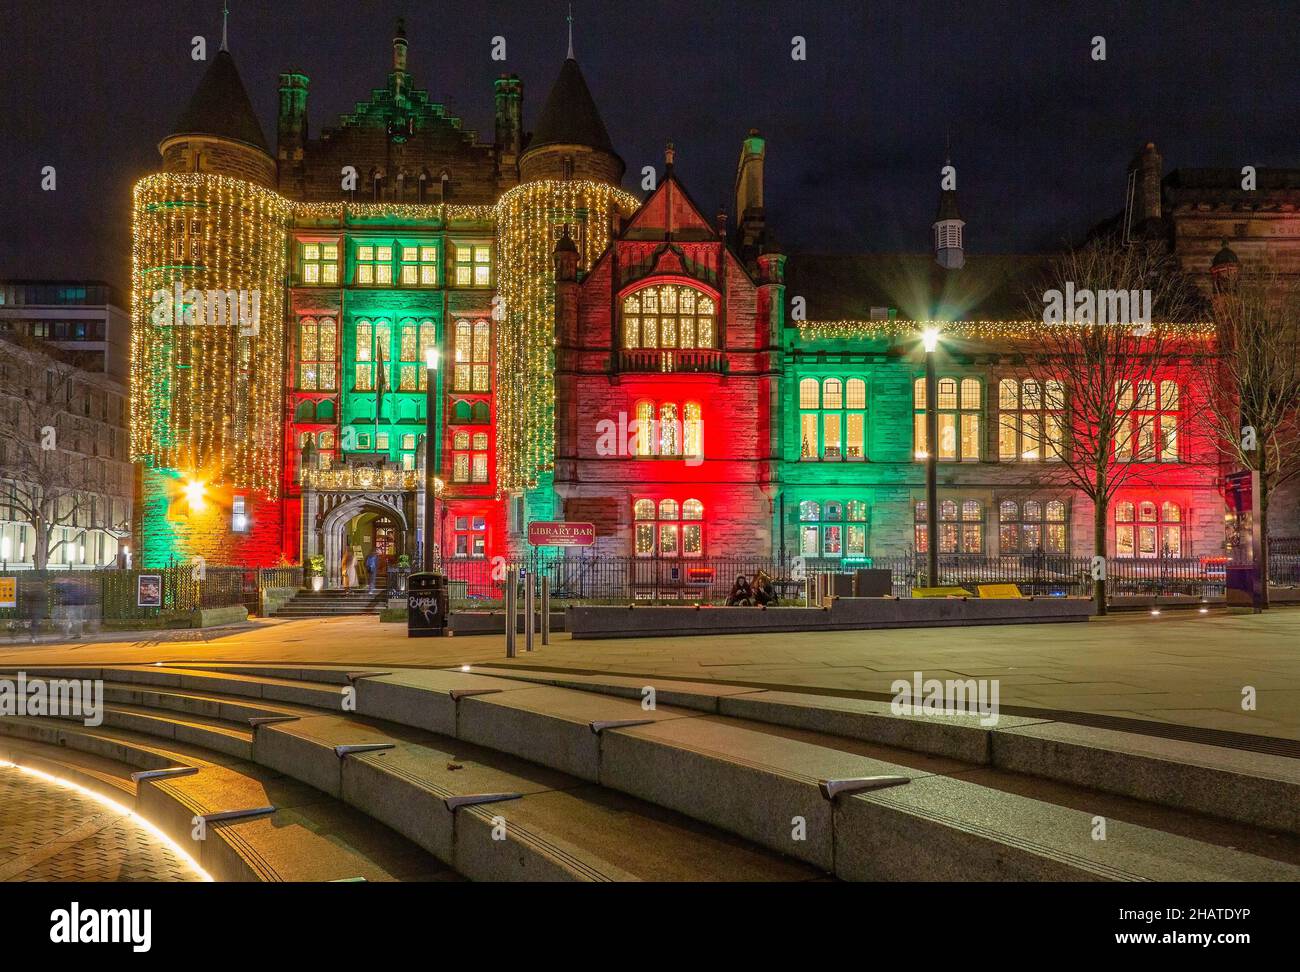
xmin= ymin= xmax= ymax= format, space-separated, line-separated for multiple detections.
xmin=0 ymin=341 xmax=111 ymax=570
xmin=1191 ymin=270 xmax=1300 ymax=607
xmin=1018 ymin=239 xmax=1207 ymax=614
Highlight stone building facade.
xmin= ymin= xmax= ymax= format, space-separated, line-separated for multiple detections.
xmin=130 ymin=19 xmax=1292 ymax=579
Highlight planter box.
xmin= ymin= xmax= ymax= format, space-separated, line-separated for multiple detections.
xmin=567 ymin=597 xmax=1094 ymax=640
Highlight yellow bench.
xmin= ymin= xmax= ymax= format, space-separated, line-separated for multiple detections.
xmin=977 ymin=583 xmax=1024 ymax=599
xmin=911 ymin=586 xmax=972 ymax=598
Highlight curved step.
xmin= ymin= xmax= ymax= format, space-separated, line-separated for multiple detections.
xmin=8 ymin=663 xmax=1298 ymax=882
xmin=0 ymin=715 xmax=452 ymax=883
xmin=252 ymin=712 xmax=817 ymax=882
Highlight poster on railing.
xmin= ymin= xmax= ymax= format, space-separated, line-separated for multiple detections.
xmin=0 ymin=577 xmax=14 ymax=609
xmin=137 ymin=574 xmax=162 ymax=608
xmin=527 ymin=521 xmax=596 ymax=547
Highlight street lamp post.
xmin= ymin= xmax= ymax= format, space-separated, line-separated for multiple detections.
xmin=423 ymin=347 xmax=441 ymax=572
xmin=922 ymin=328 xmax=940 ymax=588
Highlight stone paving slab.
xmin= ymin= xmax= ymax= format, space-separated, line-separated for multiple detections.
xmin=0 ymin=764 xmax=201 ymax=882
xmin=3 ymin=609 xmax=1298 ymax=739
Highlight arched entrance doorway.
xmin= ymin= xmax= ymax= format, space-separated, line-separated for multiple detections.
xmin=319 ymin=497 xmax=409 ymax=590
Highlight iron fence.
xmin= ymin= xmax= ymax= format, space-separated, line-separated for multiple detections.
xmin=1 ymin=566 xmax=300 ymax=624
xmin=429 ymin=551 xmax=1300 ymax=605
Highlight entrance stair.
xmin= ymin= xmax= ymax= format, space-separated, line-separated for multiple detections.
xmin=272 ymin=589 xmax=388 ymax=618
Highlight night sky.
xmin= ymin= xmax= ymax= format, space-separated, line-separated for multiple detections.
xmin=2 ymin=0 xmax=1296 ymax=292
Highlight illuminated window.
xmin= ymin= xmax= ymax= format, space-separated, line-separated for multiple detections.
xmin=630 ymin=400 xmax=700 ymax=458
xmin=914 ymin=377 xmax=981 ymax=461
xmin=354 ymin=319 xmax=391 ymax=391
xmin=621 ymin=285 xmax=716 ymax=349
xmin=453 ymin=320 xmax=491 ymax=392
xmin=799 ymin=376 xmax=867 ymax=460
xmin=399 ymin=245 xmax=439 ymax=286
xmin=230 ymin=495 xmax=249 ymax=534
xmin=452 ymin=514 xmax=488 ymax=558
xmin=799 ymin=499 xmax=868 ymax=558
xmin=683 ymin=402 xmax=703 ymax=458
xmin=300 ymin=242 xmax=339 ymax=285
xmin=355 ymin=244 xmax=394 ymax=286
xmin=634 ymin=497 xmax=703 ymax=557
xmin=1115 ymin=380 xmax=1180 ymax=462
xmin=454 ymin=243 xmax=492 ymax=287
xmin=1115 ymin=499 xmax=1182 ymax=557
xmin=298 ymin=317 xmax=336 ymax=390
xmin=998 ymin=378 xmax=1064 ymax=461
xmin=915 ymin=499 xmax=984 ymax=554
xmin=998 ymin=498 xmax=1068 ymax=553
xmin=452 ymin=429 xmax=490 ymax=484
xmin=395 ymin=322 xmax=416 ymax=389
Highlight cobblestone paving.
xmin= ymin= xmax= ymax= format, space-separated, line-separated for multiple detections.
xmin=0 ymin=766 xmax=202 ymax=881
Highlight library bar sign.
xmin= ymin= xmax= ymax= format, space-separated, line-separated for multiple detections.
xmin=528 ymin=521 xmax=596 ymax=547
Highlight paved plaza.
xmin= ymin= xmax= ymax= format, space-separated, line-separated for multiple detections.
xmin=2 ymin=608 xmax=1297 ymax=741
xmin=0 ymin=765 xmax=203 ymax=882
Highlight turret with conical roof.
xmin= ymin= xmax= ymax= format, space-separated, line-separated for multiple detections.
xmin=160 ymin=46 xmax=276 ymax=188
xmin=519 ymin=40 xmax=623 ymax=185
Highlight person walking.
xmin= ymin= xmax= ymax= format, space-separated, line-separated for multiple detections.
xmin=341 ymin=547 xmax=356 ymax=590
xmin=365 ymin=550 xmax=379 ymax=594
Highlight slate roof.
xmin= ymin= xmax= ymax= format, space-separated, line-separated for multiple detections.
xmin=170 ymin=49 xmax=270 ymax=154
xmin=526 ymin=58 xmax=616 ymax=155
xmin=784 ymin=252 xmax=1055 ymax=321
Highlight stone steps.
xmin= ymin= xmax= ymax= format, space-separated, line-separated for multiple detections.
xmin=0 ymin=667 xmax=819 ymax=882
xmin=5 ymin=662 xmax=1298 ymax=882
xmin=0 ymin=713 xmax=453 ymax=883
xmin=273 ymin=590 xmax=388 ymax=617
xmin=466 ymin=666 xmax=1300 ymax=835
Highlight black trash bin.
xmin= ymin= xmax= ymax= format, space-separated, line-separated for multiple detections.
xmin=407 ymin=571 xmax=449 ymax=638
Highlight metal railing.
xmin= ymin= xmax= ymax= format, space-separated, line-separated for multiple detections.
xmin=1 ymin=566 xmax=303 ymax=625
xmin=434 ymin=551 xmax=1300 ymax=605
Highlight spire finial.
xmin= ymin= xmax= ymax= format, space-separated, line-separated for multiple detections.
xmin=665 ymin=142 xmax=675 ymax=169
xmin=567 ymin=4 xmax=574 ymax=59
xmin=220 ymin=1 xmax=229 ymax=52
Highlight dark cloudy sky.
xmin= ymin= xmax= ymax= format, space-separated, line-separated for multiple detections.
xmin=1 ymin=0 xmax=1296 ymax=291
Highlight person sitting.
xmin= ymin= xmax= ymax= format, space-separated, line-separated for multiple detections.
xmin=752 ymin=570 xmax=778 ymax=606
xmin=726 ymin=575 xmax=755 ymax=606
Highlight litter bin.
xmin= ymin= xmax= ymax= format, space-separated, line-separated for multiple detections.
xmin=407 ymin=571 xmax=449 ymax=637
